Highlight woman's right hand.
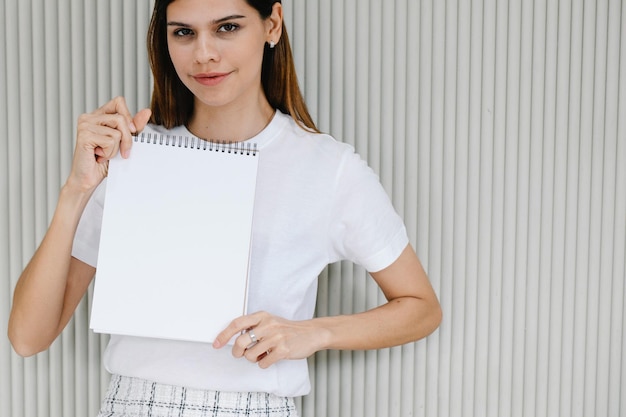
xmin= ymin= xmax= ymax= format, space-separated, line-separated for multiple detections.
xmin=68 ymin=96 xmax=152 ymax=192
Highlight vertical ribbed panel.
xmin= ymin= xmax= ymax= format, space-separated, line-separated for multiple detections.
xmin=1 ymin=1 xmax=153 ymax=416
xmin=1 ymin=1 xmax=625 ymax=416
xmin=0 ymin=0 xmax=10 ymax=415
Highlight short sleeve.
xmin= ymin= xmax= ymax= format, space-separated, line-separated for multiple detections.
xmin=71 ymin=179 xmax=107 ymax=267
xmin=328 ymin=149 xmax=409 ymax=272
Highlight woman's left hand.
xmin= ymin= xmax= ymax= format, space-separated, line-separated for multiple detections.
xmin=213 ymin=311 xmax=329 ymax=369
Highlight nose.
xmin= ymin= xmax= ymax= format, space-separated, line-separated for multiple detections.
xmin=194 ymin=34 xmax=219 ymax=64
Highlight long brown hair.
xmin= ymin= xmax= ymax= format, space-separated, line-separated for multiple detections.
xmin=147 ymin=0 xmax=319 ymax=133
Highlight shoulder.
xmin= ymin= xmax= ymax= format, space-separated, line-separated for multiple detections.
xmin=274 ymin=112 xmax=358 ymax=164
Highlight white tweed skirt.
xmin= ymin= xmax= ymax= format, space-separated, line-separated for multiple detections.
xmin=97 ymin=374 xmax=298 ymax=417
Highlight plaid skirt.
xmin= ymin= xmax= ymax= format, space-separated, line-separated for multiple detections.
xmin=97 ymin=374 xmax=298 ymax=417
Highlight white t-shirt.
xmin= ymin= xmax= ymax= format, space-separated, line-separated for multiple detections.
xmin=72 ymin=111 xmax=409 ymax=397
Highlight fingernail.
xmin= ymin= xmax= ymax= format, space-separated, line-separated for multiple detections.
xmin=129 ymin=122 xmax=137 ymax=133
xmin=122 ymin=149 xmax=130 ymax=159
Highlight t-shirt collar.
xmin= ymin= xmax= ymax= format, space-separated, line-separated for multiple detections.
xmin=176 ymin=109 xmax=288 ymax=150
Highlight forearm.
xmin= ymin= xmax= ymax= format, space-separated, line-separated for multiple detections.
xmin=311 ymin=295 xmax=442 ymax=352
xmin=8 ymin=184 xmax=93 ymax=355
xmin=217 ymin=245 xmax=441 ymax=367
xmin=9 ymin=99 xmax=151 ymax=357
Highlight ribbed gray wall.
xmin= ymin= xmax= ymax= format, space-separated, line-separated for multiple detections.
xmin=1 ymin=1 xmax=625 ymax=416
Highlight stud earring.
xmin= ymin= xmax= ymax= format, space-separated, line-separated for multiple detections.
xmin=269 ymin=41 xmax=276 ymax=49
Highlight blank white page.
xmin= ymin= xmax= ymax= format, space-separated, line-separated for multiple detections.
xmin=90 ymin=133 xmax=259 ymax=343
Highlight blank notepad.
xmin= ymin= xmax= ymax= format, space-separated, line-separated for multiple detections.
xmin=90 ymin=131 xmax=259 ymax=343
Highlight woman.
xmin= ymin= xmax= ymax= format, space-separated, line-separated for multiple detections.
xmin=8 ymin=0 xmax=442 ymax=416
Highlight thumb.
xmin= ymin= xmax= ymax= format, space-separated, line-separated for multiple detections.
xmin=131 ymin=108 xmax=152 ymax=133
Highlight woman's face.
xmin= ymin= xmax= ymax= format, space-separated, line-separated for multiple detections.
xmin=166 ymin=0 xmax=280 ymax=112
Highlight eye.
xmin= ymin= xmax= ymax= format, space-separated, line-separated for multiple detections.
xmin=217 ymin=23 xmax=239 ymax=33
xmin=172 ymin=27 xmax=194 ymax=37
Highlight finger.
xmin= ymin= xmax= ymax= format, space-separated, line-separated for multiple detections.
xmin=120 ymin=108 xmax=152 ymax=159
xmin=79 ymin=111 xmax=130 ymax=130
xmin=245 ymin=328 xmax=259 ymax=349
xmin=79 ymin=114 xmax=131 ymax=144
xmin=99 ymin=114 xmax=134 ymax=159
xmin=91 ymin=97 xmax=136 ymax=158
xmin=231 ymin=327 xmax=263 ymax=358
xmin=95 ymin=153 xmax=111 ymax=168
xmin=230 ymin=328 xmax=259 ymax=357
xmin=256 ymin=350 xmax=278 ymax=369
xmin=78 ymin=124 xmax=125 ymax=160
xmin=245 ymin=341 xmax=278 ymax=368
xmin=93 ymin=144 xmax=118 ymax=163
xmin=95 ymin=96 xmax=133 ymax=121
xmin=213 ymin=322 xmax=244 ymax=349
xmin=94 ymin=146 xmax=106 ymax=159
xmin=132 ymin=108 xmax=152 ymax=133
xmin=243 ymin=339 xmax=269 ymax=361
xmin=213 ymin=315 xmax=259 ymax=349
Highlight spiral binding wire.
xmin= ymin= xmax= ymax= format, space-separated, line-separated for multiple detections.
xmin=134 ymin=132 xmax=258 ymax=156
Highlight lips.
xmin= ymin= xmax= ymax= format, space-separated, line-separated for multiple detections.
xmin=192 ymin=72 xmax=231 ymax=87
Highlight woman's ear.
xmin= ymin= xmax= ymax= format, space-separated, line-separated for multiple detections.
xmin=266 ymin=2 xmax=283 ymax=44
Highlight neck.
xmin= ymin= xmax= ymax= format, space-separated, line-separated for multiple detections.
xmin=186 ymin=98 xmax=275 ymax=143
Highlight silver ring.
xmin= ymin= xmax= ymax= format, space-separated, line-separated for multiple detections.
xmin=248 ymin=329 xmax=257 ymax=344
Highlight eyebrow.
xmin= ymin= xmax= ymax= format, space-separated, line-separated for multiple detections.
xmin=167 ymin=14 xmax=246 ymax=27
